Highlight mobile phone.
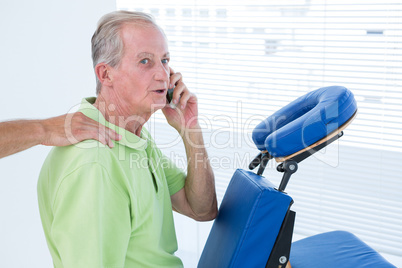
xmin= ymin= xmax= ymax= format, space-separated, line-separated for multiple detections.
xmin=166 ymin=87 xmax=178 ymax=109
xmin=166 ymin=87 xmax=174 ymax=103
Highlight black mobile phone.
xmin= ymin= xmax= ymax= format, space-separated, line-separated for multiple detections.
xmin=166 ymin=87 xmax=178 ymax=108
xmin=166 ymin=87 xmax=174 ymax=104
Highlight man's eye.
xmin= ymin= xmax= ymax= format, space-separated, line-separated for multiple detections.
xmin=162 ymin=59 xmax=169 ymax=64
xmin=140 ymin=59 xmax=149 ymax=64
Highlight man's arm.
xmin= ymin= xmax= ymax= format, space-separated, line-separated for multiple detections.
xmin=163 ymin=69 xmax=218 ymax=221
xmin=0 ymin=112 xmax=121 ymax=159
xmin=170 ymin=126 xmax=218 ymax=221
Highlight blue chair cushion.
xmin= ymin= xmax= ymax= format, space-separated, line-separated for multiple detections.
xmin=198 ymin=169 xmax=293 ymax=268
xmin=252 ymin=86 xmax=357 ymax=157
xmin=290 ymin=231 xmax=396 ymax=268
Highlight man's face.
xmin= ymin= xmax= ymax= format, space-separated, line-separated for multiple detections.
xmin=109 ymin=23 xmax=170 ymax=115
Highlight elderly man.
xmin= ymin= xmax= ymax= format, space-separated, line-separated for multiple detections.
xmin=37 ymin=10 xmax=217 ymax=268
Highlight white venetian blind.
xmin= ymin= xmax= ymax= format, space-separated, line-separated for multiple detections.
xmin=118 ymin=0 xmax=402 ymax=262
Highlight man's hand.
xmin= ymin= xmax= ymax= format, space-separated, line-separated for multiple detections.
xmin=162 ymin=68 xmax=199 ymax=134
xmin=40 ymin=112 xmax=121 ymax=147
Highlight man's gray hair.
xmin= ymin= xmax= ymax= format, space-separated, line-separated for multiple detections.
xmin=91 ymin=10 xmax=159 ymax=94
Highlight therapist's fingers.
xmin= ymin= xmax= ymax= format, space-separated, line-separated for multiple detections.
xmin=41 ymin=112 xmax=121 ymax=148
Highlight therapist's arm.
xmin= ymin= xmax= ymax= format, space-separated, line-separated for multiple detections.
xmin=0 ymin=112 xmax=121 ymax=159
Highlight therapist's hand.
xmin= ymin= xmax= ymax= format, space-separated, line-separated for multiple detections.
xmin=40 ymin=112 xmax=121 ymax=148
xmin=0 ymin=112 xmax=122 ymax=159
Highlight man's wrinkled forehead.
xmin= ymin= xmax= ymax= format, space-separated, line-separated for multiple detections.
xmin=120 ymin=20 xmax=164 ymax=37
xmin=119 ymin=23 xmax=168 ymax=54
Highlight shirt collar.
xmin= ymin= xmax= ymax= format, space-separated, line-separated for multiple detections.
xmin=78 ymin=97 xmax=148 ymax=151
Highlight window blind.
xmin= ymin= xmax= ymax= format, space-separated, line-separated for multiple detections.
xmin=117 ymin=0 xmax=402 ymax=263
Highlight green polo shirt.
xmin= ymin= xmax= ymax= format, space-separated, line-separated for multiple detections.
xmin=37 ymin=97 xmax=186 ymax=268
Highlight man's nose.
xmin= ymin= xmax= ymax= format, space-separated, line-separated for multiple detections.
xmin=154 ymin=62 xmax=169 ymax=83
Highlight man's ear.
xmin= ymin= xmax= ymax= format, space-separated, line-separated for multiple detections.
xmin=95 ymin=63 xmax=113 ymax=86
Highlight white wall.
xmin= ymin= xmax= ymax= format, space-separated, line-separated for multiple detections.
xmin=0 ymin=0 xmax=115 ymax=266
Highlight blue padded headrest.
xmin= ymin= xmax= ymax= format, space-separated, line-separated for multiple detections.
xmin=252 ymin=86 xmax=357 ymax=157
